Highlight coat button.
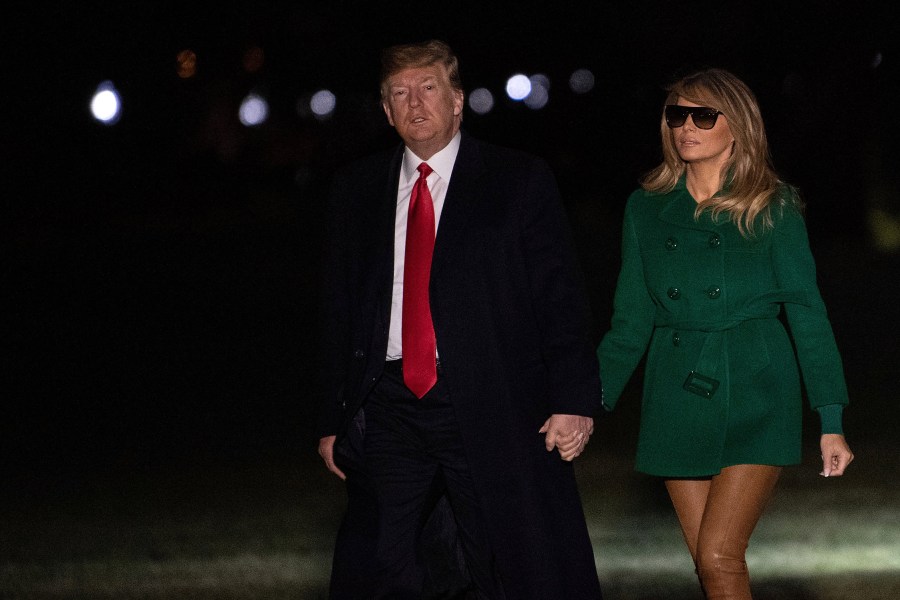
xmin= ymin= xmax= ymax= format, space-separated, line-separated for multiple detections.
xmin=672 ymin=332 xmax=681 ymax=346
xmin=667 ymin=287 xmax=681 ymax=300
xmin=353 ymin=349 xmax=365 ymax=358
xmin=665 ymin=237 xmax=678 ymax=250
xmin=706 ymin=286 xmax=721 ymax=299
xmin=708 ymin=234 xmax=721 ymax=248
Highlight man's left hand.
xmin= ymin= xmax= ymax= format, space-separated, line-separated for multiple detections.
xmin=539 ymin=414 xmax=594 ymax=462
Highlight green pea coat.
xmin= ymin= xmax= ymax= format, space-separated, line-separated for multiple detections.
xmin=597 ymin=179 xmax=849 ymax=477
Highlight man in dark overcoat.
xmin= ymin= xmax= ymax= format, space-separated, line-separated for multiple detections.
xmin=317 ymin=39 xmax=603 ymax=599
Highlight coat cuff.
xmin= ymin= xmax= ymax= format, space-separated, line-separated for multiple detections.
xmin=817 ymin=404 xmax=844 ymax=435
xmin=600 ymin=389 xmax=613 ymax=412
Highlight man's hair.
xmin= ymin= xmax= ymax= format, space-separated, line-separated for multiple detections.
xmin=380 ymin=39 xmax=462 ymax=100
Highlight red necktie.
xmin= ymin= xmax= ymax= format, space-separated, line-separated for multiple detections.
xmin=402 ymin=162 xmax=437 ymax=398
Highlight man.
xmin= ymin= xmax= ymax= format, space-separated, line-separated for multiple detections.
xmin=318 ymin=39 xmax=602 ymax=599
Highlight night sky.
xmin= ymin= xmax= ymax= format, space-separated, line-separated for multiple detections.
xmin=6 ymin=2 xmax=899 ymax=489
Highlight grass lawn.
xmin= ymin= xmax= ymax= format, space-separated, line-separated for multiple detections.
xmin=2 ymin=433 xmax=897 ymax=599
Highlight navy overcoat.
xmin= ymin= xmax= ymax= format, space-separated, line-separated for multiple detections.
xmin=319 ymin=132 xmax=603 ymax=598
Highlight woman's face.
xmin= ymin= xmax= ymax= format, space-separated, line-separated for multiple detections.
xmin=669 ymin=97 xmax=735 ymax=168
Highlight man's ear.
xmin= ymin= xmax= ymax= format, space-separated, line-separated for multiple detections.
xmin=383 ymin=102 xmax=395 ymax=126
xmin=453 ymin=90 xmax=464 ymax=116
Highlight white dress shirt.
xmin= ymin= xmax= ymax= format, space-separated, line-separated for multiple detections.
xmin=386 ymin=132 xmax=461 ymax=360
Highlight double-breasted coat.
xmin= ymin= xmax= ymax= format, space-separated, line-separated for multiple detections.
xmin=598 ymin=178 xmax=849 ymax=477
xmin=319 ymin=132 xmax=603 ymax=598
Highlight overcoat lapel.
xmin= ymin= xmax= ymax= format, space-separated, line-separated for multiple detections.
xmin=372 ymin=146 xmax=404 ymax=339
xmin=431 ymin=134 xmax=487 ymax=278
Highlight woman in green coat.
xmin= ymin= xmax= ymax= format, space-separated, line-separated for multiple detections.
xmin=597 ymin=68 xmax=854 ymax=599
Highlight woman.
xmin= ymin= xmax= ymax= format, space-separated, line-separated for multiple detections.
xmin=596 ymin=68 xmax=854 ymax=599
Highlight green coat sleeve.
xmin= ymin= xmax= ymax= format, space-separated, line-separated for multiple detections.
xmin=771 ymin=204 xmax=850 ymax=419
xmin=596 ymin=193 xmax=656 ymax=409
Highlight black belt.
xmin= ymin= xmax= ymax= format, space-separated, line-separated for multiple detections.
xmin=384 ymin=358 xmax=443 ymax=377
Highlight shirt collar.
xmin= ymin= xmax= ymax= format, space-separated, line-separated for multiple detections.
xmin=401 ymin=131 xmax=461 ymax=185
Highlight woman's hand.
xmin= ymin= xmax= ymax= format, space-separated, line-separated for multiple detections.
xmin=820 ymin=434 xmax=854 ymax=477
xmin=540 ymin=414 xmax=594 ymax=462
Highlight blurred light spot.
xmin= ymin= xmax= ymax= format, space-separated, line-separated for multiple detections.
xmin=530 ymin=73 xmax=550 ymax=90
xmin=506 ymin=74 xmax=531 ymax=101
xmin=569 ymin=68 xmax=595 ymax=94
xmin=176 ymin=49 xmax=197 ymax=79
xmin=868 ymin=207 xmax=900 ymax=253
xmin=468 ymin=87 xmax=494 ymax=115
xmin=243 ymin=46 xmax=265 ymax=73
xmin=524 ymin=74 xmax=550 ymax=109
xmin=310 ymin=89 xmax=336 ymax=118
xmin=90 ymin=80 xmax=122 ymax=125
xmin=239 ymin=93 xmax=269 ymax=126
xmin=871 ymin=52 xmax=883 ymax=69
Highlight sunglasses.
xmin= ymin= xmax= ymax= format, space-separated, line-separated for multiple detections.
xmin=664 ymin=105 xmax=723 ymax=130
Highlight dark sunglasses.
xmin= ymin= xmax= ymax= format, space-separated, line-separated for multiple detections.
xmin=664 ymin=105 xmax=723 ymax=130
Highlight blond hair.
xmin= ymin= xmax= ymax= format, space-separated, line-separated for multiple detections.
xmin=380 ymin=40 xmax=462 ymax=101
xmin=641 ymin=68 xmax=795 ymax=236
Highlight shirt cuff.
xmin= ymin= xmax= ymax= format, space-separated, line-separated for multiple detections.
xmin=817 ymin=404 xmax=844 ymax=435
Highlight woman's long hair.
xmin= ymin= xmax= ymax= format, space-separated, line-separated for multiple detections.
xmin=641 ymin=68 xmax=796 ymax=236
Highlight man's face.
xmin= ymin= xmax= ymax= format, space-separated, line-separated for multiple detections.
xmin=382 ymin=63 xmax=463 ymax=160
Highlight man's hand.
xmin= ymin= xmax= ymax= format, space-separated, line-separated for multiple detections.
xmin=820 ymin=433 xmax=854 ymax=477
xmin=318 ymin=435 xmax=347 ymax=480
xmin=539 ymin=414 xmax=594 ymax=462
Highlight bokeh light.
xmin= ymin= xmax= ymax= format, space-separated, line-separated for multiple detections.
xmin=310 ymin=90 xmax=337 ymax=119
xmin=569 ymin=68 xmax=595 ymax=94
xmin=505 ymin=74 xmax=531 ymax=101
xmin=524 ymin=74 xmax=550 ymax=110
xmin=468 ymin=87 xmax=494 ymax=115
xmin=90 ymin=80 xmax=122 ymax=125
xmin=239 ymin=93 xmax=269 ymax=126
xmin=176 ymin=49 xmax=197 ymax=79
xmin=867 ymin=207 xmax=900 ymax=252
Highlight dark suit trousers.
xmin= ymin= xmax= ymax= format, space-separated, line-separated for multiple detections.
xmin=364 ymin=363 xmax=503 ymax=599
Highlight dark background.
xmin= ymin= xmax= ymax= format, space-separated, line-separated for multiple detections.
xmin=5 ymin=1 xmax=898 ymax=496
